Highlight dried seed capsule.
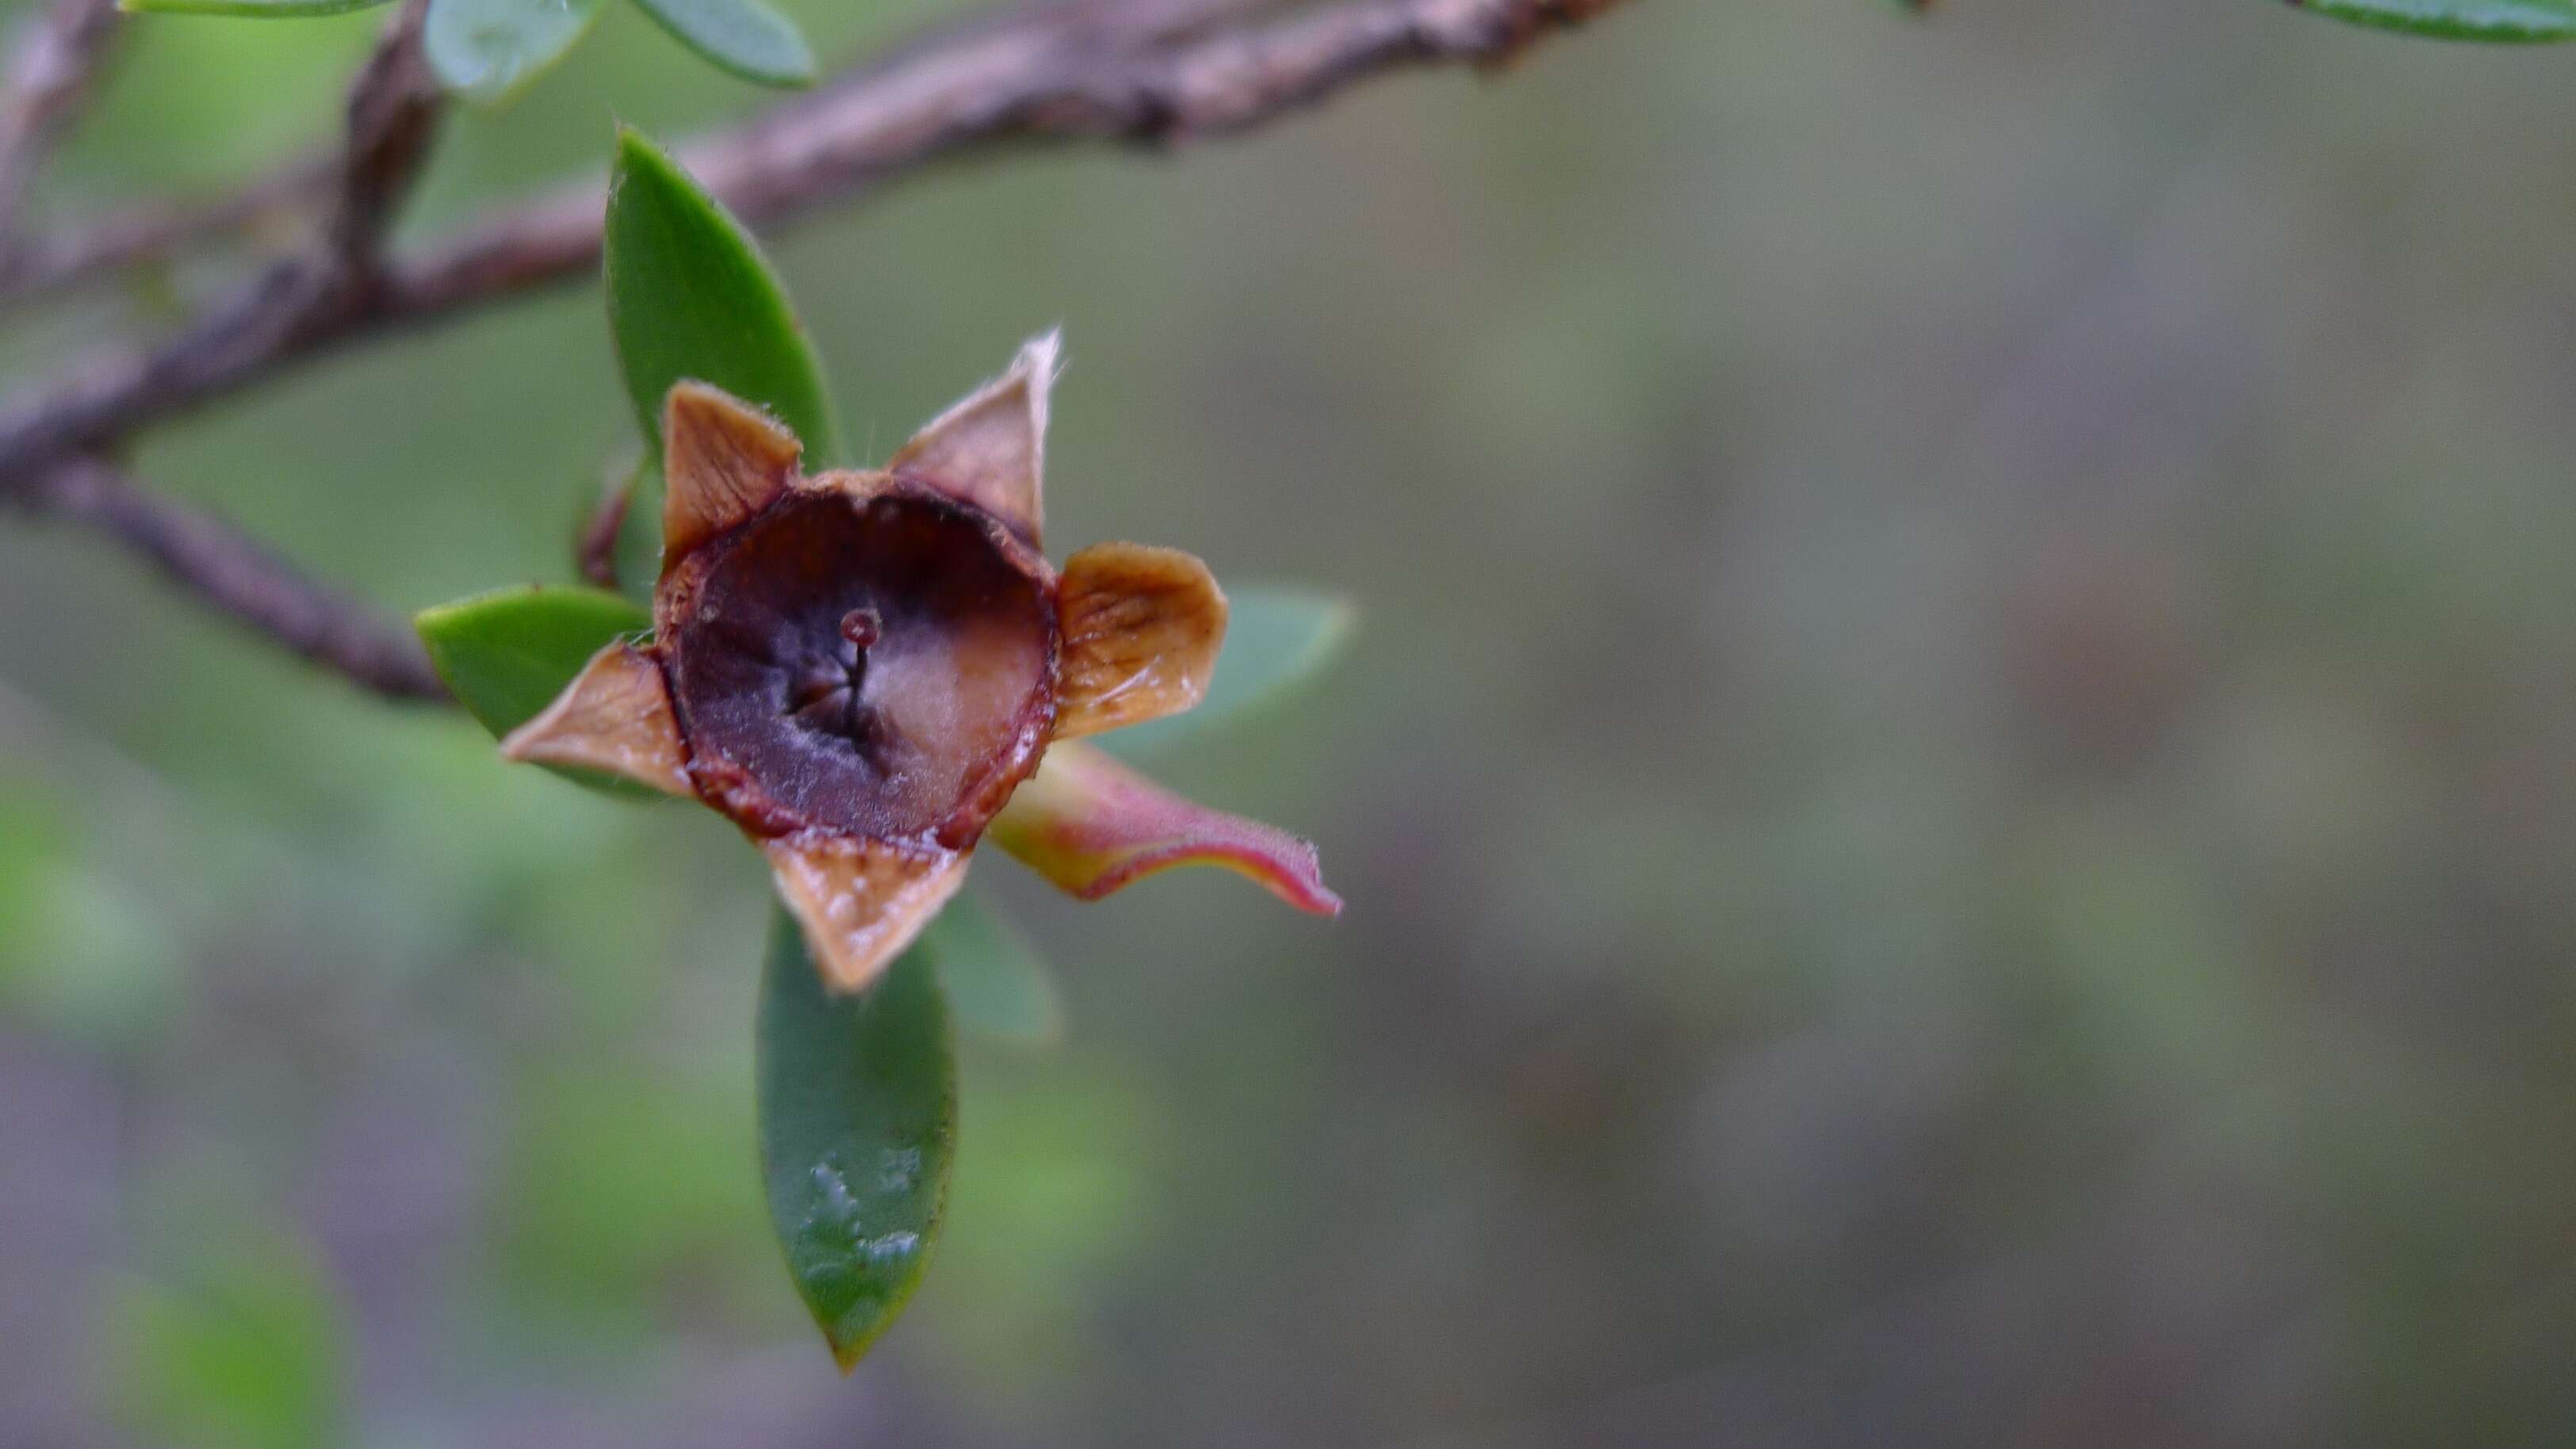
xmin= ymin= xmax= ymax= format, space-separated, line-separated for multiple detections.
xmin=502 ymin=333 xmax=1330 ymax=993
xmin=663 ymin=481 xmax=1058 ymax=847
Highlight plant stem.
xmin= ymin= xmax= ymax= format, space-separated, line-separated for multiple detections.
xmin=0 ymin=0 xmax=1627 ymax=701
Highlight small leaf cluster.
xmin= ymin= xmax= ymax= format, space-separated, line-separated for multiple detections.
xmin=415 ymin=129 xmax=1349 ymax=1367
xmin=122 ymin=0 xmax=817 ymax=102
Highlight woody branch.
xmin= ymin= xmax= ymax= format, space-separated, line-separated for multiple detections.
xmin=0 ymin=0 xmax=1625 ymax=702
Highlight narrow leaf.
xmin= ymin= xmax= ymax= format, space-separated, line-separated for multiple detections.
xmin=1104 ymin=587 xmax=1356 ymax=756
xmin=424 ymin=0 xmax=606 ymax=103
xmin=920 ymin=893 xmax=1064 ymax=1046
xmin=758 ymin=908 xmax=955 ymax=1370
xmin=2290 ymin=0 xmax=2576 ymax=40
xmin=630 ymin=0 xmax=816 ymax=86
xmin=989 ymin=743 xmax=1342 ymax=916
xmin=414 ymin=585 xmax=649 ymax=739
xmin=415 ymin=587 xmax=669 ymax=799
xmin=606 ymin=127 xmax=840 ymax=469
xmin=119 ymin=0 xmax=392 ymax=14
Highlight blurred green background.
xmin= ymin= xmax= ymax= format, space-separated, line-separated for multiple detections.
xmin=9 ymin=0 xmax=2576 ymax=1443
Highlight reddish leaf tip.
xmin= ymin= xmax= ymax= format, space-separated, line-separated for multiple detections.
xmin=988 ymin=742 xmax=1342 ymax=916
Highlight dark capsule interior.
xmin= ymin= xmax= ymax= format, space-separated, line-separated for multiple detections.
xmin=665 ymin=486 xmax=1055 ymax=840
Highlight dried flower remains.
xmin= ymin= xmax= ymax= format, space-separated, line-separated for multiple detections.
xmin=500 ymin=334 xmax=1338 ymax=990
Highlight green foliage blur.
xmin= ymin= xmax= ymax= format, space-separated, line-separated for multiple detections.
xmin=8 ymin=0 xmax=2576 ymax=1443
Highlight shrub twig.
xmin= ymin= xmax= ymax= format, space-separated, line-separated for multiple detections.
xmin=3 ymin=0 xmax=1628 ymax=700
xmin=30 ymin=455 xmax=450 ymax=698
xmin=0 ymin=0 xmax=121 ymax=254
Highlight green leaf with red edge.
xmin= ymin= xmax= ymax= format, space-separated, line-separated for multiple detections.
xmin=630 ymin=0 xmax=815 ymax=86
xmin=989 ymin=742 xmax=1342 ymax=916
xmin=991 ymin=587 xmax=1350 ymax=915
xmin=2290 ymin=0 xmax=2576 ymax=41
xmin=759 ymin=907 xmax=955 ymax=1370
xmin=606 ymin=126 xmax=840 ymax=466
xmin=413 ymin=584 xmax=659 ymax=797
xmin=424 ymin=0 xmax=607 ymax=103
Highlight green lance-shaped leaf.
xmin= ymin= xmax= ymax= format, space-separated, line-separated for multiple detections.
xmin=1104 ymin=586 xmax=1357 ymax=757
xmin=414 ymin=585 xmax=661 ymax=797
xmin=118 ymin=0 xmax=391 ymax=14
xmin=424 ymin=0 xmax=607 ymax=103
xmin=759 ymin=907 xmax=956 ymax=1370
xmin=607 ymin=127 xmax=840 ymax=461
xmin=2290 ymin=0 xmax=2576 ymax=41
xmin=919 ymin=892 xmax=1064 ymax=1046
xmin=630 ymin=0 xmax=816 ymax=86
xmin=605 ymin=128 xmax=838 ymax=575
xmin=415 ymin=585 xmax=649 ymax=737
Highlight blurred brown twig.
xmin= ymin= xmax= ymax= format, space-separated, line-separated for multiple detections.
xmin=32 ymin=456 xmax=452 ymax=698
xmin=0 ymin=0 xmax=121 ymax=254
xmin=0 ymin=0 xmax=1626 ymax=700
xmin=0 ymin=155 xmax=339 ymax=304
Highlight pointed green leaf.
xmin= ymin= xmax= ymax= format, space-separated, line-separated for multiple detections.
xmin=603 ymin=128 xmax=837 ymax=586
xmin=1104 ymin=586 xmax=1356 ymax=756
xmin=119 ymin=0 xmax=392 ymax=14
xmin=759 ymin=908 xmax=955 ymax=1370
xmin=424 ymin=0 xmax=606 ymax=103
xmin=630 ymin=0 xmax=815 ymax=86
xmin=2291 ymin=0 xmax=2576 ymax=40
xmin=920 ymin=893 xmax=1063 ymax=1046
xmin=414 ymin=585 xmax=649 ymax=739
xmin=605 ymin=129 xmax=839 ymax=586
xmin=414 ymin=586 xmax=668 ymax=799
